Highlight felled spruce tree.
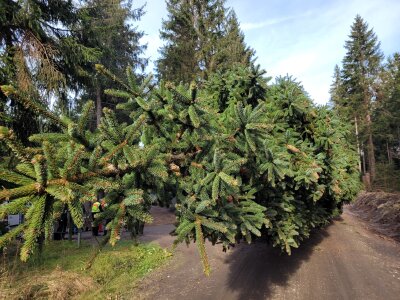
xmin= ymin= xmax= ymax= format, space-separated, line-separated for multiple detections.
xmin=0 ymin=76 xmax=166 ymax=259
xmin=0 ymin=65 xmax=360 ymax=275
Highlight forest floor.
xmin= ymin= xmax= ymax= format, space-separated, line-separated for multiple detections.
xmin=0 ymin=238 xmax=171 ymax=299
xmin=132 ymin=203 xmax=400 ymax=300
xmin=349 ymin=191 xmax=400 ymax=241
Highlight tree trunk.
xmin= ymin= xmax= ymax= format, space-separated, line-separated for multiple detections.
xmin=354 ymin=117 xmax=362 ymax=173
xmin=96 ymin=85 xmax=102 ymax=127
xmin=361 ymin=142 xmax=367 ymax=174
xmin=397 ymin=126 xmax=400 ymax=149
xmin=68 ymin=211 xmax=73 ymax=241
xmin=386 ymin=141 xmax=391 ymax=164
xmin=366 ymin=113 xmax=376 ymax=181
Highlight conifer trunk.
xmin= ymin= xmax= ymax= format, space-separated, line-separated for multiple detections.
xmin=386 ymin=141 xmax=391 ymax=164
xmin=96 ymin=85 xmax=102 ymax=126
xmin=354 ymin=117 xmax=362 ymax=172
xmin=366 ymin=113 xmax=376 ymax=181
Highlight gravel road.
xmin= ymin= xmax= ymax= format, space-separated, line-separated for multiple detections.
xmin=136 ymin=206 xmax=400 ymax=300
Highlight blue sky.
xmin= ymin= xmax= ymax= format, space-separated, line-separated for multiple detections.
xmin=136 ymin=0 xmax=400 ymax=104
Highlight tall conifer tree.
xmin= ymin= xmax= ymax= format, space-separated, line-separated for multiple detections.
xmin=329 ymin=65 xmax=344 ymax=109
xmin=157 ymin=0 xmax=198 ymax=83
xmin=74 ymin=0 xmax=147 ymax=125
xmin=373 ymin=53 xmax=400 ymax=160
xmin=331 ymin=15 xmax=383 ymax=181
xmin=215 ymin=11 xmax=255 ymax=73
xmin=157 ymin=0 xmax=253 ymax=84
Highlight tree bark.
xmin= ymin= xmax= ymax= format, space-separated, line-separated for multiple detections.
xmin=386 ymin=141 xmax=391 ymax=164
xmin=96 ymin=85 xmax=102 ymax=127
xmin=366 ymin=113 xmax=376 ymax=181
xmin=354 ymin=117 xmax=362 ymax=173
xmin=361 ymin=142 xmax=367 ymax=174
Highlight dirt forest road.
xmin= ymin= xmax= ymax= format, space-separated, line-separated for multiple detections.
xmin=137 ymin=206 xmax=400 ymax=300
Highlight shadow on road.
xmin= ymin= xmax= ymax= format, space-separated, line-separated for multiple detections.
xmin=224 ymin=222 xmax=333 ymax=300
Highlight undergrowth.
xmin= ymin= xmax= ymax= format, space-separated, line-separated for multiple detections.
xmin=0 ymin=240 xmax=171 ymax=299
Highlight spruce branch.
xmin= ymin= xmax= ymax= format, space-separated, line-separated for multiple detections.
xmin=32 ymin=155 xmax=47 ymax=187
xmin=0 ymin=85 xmax=67 ymax=128
xmin=20 ymin=195 xmax=46 ymax=261
xmin=0 ymin=184 xmax=38 ymax=202
xmin=95 ymin=64 xmax=137 ymax=95
xmin=195 ymin=216 xmax=211 ymax=276
xmin=42 ymin=141 xmax=59 ymax=179
xmin=0 ymin=127 xmax=31 ymax=162
xmin=77 ymin=100 xmax=95 ymax=134
xmin=0 ymin=224 xmax=26 ymax=250
xmin=0 ymin=169 xmax=35 ymax=186
xmin=165 ymin=82 xmax=192 ymax=104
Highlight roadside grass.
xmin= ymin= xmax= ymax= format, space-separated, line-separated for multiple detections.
xmin=0 ymin=240 xmax=172 ymax=299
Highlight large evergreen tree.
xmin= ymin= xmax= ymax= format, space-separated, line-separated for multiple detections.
xmin=329 ymin=65 xmax=344 ymax=109
xmin=74 ymin=0 xmax=147 ymax=125
xmin=330 ymin=15 xmax=383 ymax=182
xmin=215 ymin=11 xmax=255 ymax=73
xmin=0 ymin=0 xmax=147 ymax=137
xmin=157 ymin=0 xmax=199 ymax=83
xmin=373 ymin=53 xmax=400 ymax=163
xmin=156 ymin=0 xmax=254 ymax=84
xmin=0 ymin=0 xmax=97 ymax=142
xmin=0 ymin=65 xmax=360 ymax=274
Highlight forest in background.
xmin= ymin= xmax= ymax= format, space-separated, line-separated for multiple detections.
xmin=0 ymin=0 xmax=399 ymax=275
xmin=330 ymin=15 xmax=400 ymax=191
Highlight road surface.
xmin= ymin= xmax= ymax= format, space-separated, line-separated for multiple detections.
xmin=135 ymin=206 xmax=400 ymax=300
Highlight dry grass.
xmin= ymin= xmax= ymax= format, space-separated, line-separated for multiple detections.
xmin=1 ymin=269 xmax=94 ymax=300
xmin=0 ymin=240 xmax=171 ymax=299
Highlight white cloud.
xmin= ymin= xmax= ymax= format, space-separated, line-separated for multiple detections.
xmin=241 ymin=14 xmax=308 ymax=31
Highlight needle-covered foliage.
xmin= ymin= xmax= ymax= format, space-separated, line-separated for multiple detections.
xmin=0 ymin=65 xmax=360 ymax=275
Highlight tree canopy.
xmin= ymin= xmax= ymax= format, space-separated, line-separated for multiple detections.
xmin=0 ymin=0 xmax=147 ymax=139
xmin=157 ymin=0 xmax=254 ymax=84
